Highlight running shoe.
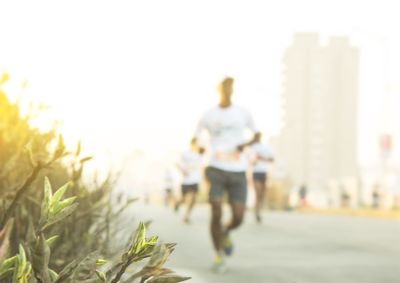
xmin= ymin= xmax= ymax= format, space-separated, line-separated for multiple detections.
xmin=256 ymin=213 xmax=262 ymax=224
xmin=211 ymin=255 xmax=226 ymax=274
xmin=223 ymin=232 xmax=234 ymax=256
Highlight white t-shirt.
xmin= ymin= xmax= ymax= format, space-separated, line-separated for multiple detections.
xmin=194 ymin=105 xmax=257 ymax=172
xmin=163 ymin=169 xmax=174 ymax=190
xmin=250 ymin=143 xmax=274 ymax=173
xmin=179 ymin=150 xmax=202 ymax=185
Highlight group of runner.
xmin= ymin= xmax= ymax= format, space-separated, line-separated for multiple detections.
xmin=164 ymin=77 xmax=274 ymax=272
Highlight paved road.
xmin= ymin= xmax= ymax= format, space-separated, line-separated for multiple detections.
xmin=121 ymin=203 xmax=400 ymax=283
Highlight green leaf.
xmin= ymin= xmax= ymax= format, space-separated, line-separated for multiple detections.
xmin=49 ymin=269 xmax=58 ymax=282
xmin=146 ymin=235 xmax=159 ymax=246
xmin=95 ymin=270 xmax=106 ymax=282
xmin=0 ymin=267 xmax=14 ymax=280
xmin=145 ymin=244 xmax=170 ymax=269
xmin=0 ymin=255 xmax=17 ymax=279
xmin=165 ymin=243 xmax=177 ymax=254
xmin=46 ymin=235 xmax=59 ymax=248
xmin=53 ymin=135 xmax=65 ymax=160
xmin=44 ymin=177 xmax=53 ymax=200
xmin=18 ymin=244 xmax=27 ymax=263
xmin=79 ymin=156 xmax=93 ymax=164
xmin=131 ymin=222 xmax=147 ymax=255
xmin=95 ymin=259 xmax=107 ymax=266
xmin=146 ymin=275 xmax=191 ymax=283
xmin=58 ymin=197 xmax=77 ymax=211
xmin=51 ymin=182 xmax=71 ymax=206
xmin=43 ymin=203 xmax=79 ymax=230
xmin=41 ymin=177 xmax=53 ymax=222
xmin=13 ymin=245 xmax=32 ymax=283
xmin=75 ymin=141 xmax=81 ymax=157
xmin=1 ymin=255 xmax=17 ymax=270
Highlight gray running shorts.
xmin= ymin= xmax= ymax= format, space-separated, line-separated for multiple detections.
xmin=253 ymin=172 xmax=267 ymax=183
xmin=181 ymin=184 xmax=199 ymax=194
xmin=205 ymin=166 xmax=247 ymax=204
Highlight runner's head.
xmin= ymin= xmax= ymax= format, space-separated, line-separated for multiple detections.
xmin=218 ymin=77 xmax=234 ymax=107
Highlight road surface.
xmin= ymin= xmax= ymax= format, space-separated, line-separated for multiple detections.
xmin=120 ymin=203 xmax=400 ymax=283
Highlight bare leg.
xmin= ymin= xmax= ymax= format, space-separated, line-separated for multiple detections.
xmin=254 ymin=180 xmax=266 ymax=222
xmin=210 ymin=200 xmax=223 ymax=253
xmin=165 ymin=190 xmax=175 ymax=208
xmin=226 ymin=202 xmax=246 ymax=232
xmin=164 ymin=191 xmax=170 ymax=207
xmin=184 ymin=191 xmax=197 ymax=222
xmin=218 ymin=201 xmax=246 ymax=256
xmin=175 ymin=192 xmax=186 ymax=212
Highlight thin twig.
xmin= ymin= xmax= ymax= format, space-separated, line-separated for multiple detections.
xmin=110 ymin=260 xmax=132 ymax=283
xmin=0 ymin=162 xmax=44 ymax=228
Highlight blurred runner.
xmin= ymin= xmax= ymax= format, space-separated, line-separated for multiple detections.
xmin=175 ymin=138 xmax=204 ymax=224
xmin=249 ymin=133 xmax=274 ymax=223
xmin=163 ymin=167 xmax=175 ymax=207
xmin=192 ymin=77 xmax=260 ymax=273
xmin=299 ymin=184 xmax=308 ymax=208
xmin=372 ymin=183 xmax=381 ymax=209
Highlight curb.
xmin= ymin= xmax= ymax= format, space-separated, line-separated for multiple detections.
xmin=298 ymin=208 xmax=400 ymax=220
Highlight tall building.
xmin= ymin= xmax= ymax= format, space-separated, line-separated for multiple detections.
xmin=274 ymin=33 xmax=359 ymax=191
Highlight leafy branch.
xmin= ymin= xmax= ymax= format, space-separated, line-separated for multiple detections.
xmin=0 ymin=136 xmax=66 ymax=229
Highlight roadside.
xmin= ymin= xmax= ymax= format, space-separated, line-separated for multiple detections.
xmin=299 ymin=207 xmax=400 ymax=220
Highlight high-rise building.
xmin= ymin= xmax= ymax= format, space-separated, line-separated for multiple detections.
xmin=274 ymin=33 xmax=359 ymax=191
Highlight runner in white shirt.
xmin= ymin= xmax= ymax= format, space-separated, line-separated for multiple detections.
xmin=193 ymin=77 xmax=260 ymax=272
xmin=163 ymin=168 xmax=175 ymax=207
xmin=175 ymin=138 xmax=204 ymax=224
xmin=249 ymin=133 xmax=274 ymax=223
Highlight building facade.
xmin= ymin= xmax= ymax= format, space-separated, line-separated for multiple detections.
xmin=274 ymin=33 xmax=359 ymax=193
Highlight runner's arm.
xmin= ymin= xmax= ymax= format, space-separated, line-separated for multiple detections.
xmin=192 ymin=117 xmax=206 ymax=153
xmin=176 ymin=152 xmax=191 ymax=176
xmin=237 ymin=111 xmax=260 ymax=151
xmin=237 ymin=132 xmax=261 ymax=152
xmin=256 ymin=155 xmax=274 ymax=162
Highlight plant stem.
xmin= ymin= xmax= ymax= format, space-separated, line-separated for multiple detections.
xmin=110 ymin=260 xmax=131 ymax=283
xmin=0 ymin=163 xmax=43 ymax=228
xmin=106 ymin=262 xmax=124 ymax=278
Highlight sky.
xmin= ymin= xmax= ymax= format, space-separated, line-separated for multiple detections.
xmin=1 ymin=0 xmax=400 ymax=177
